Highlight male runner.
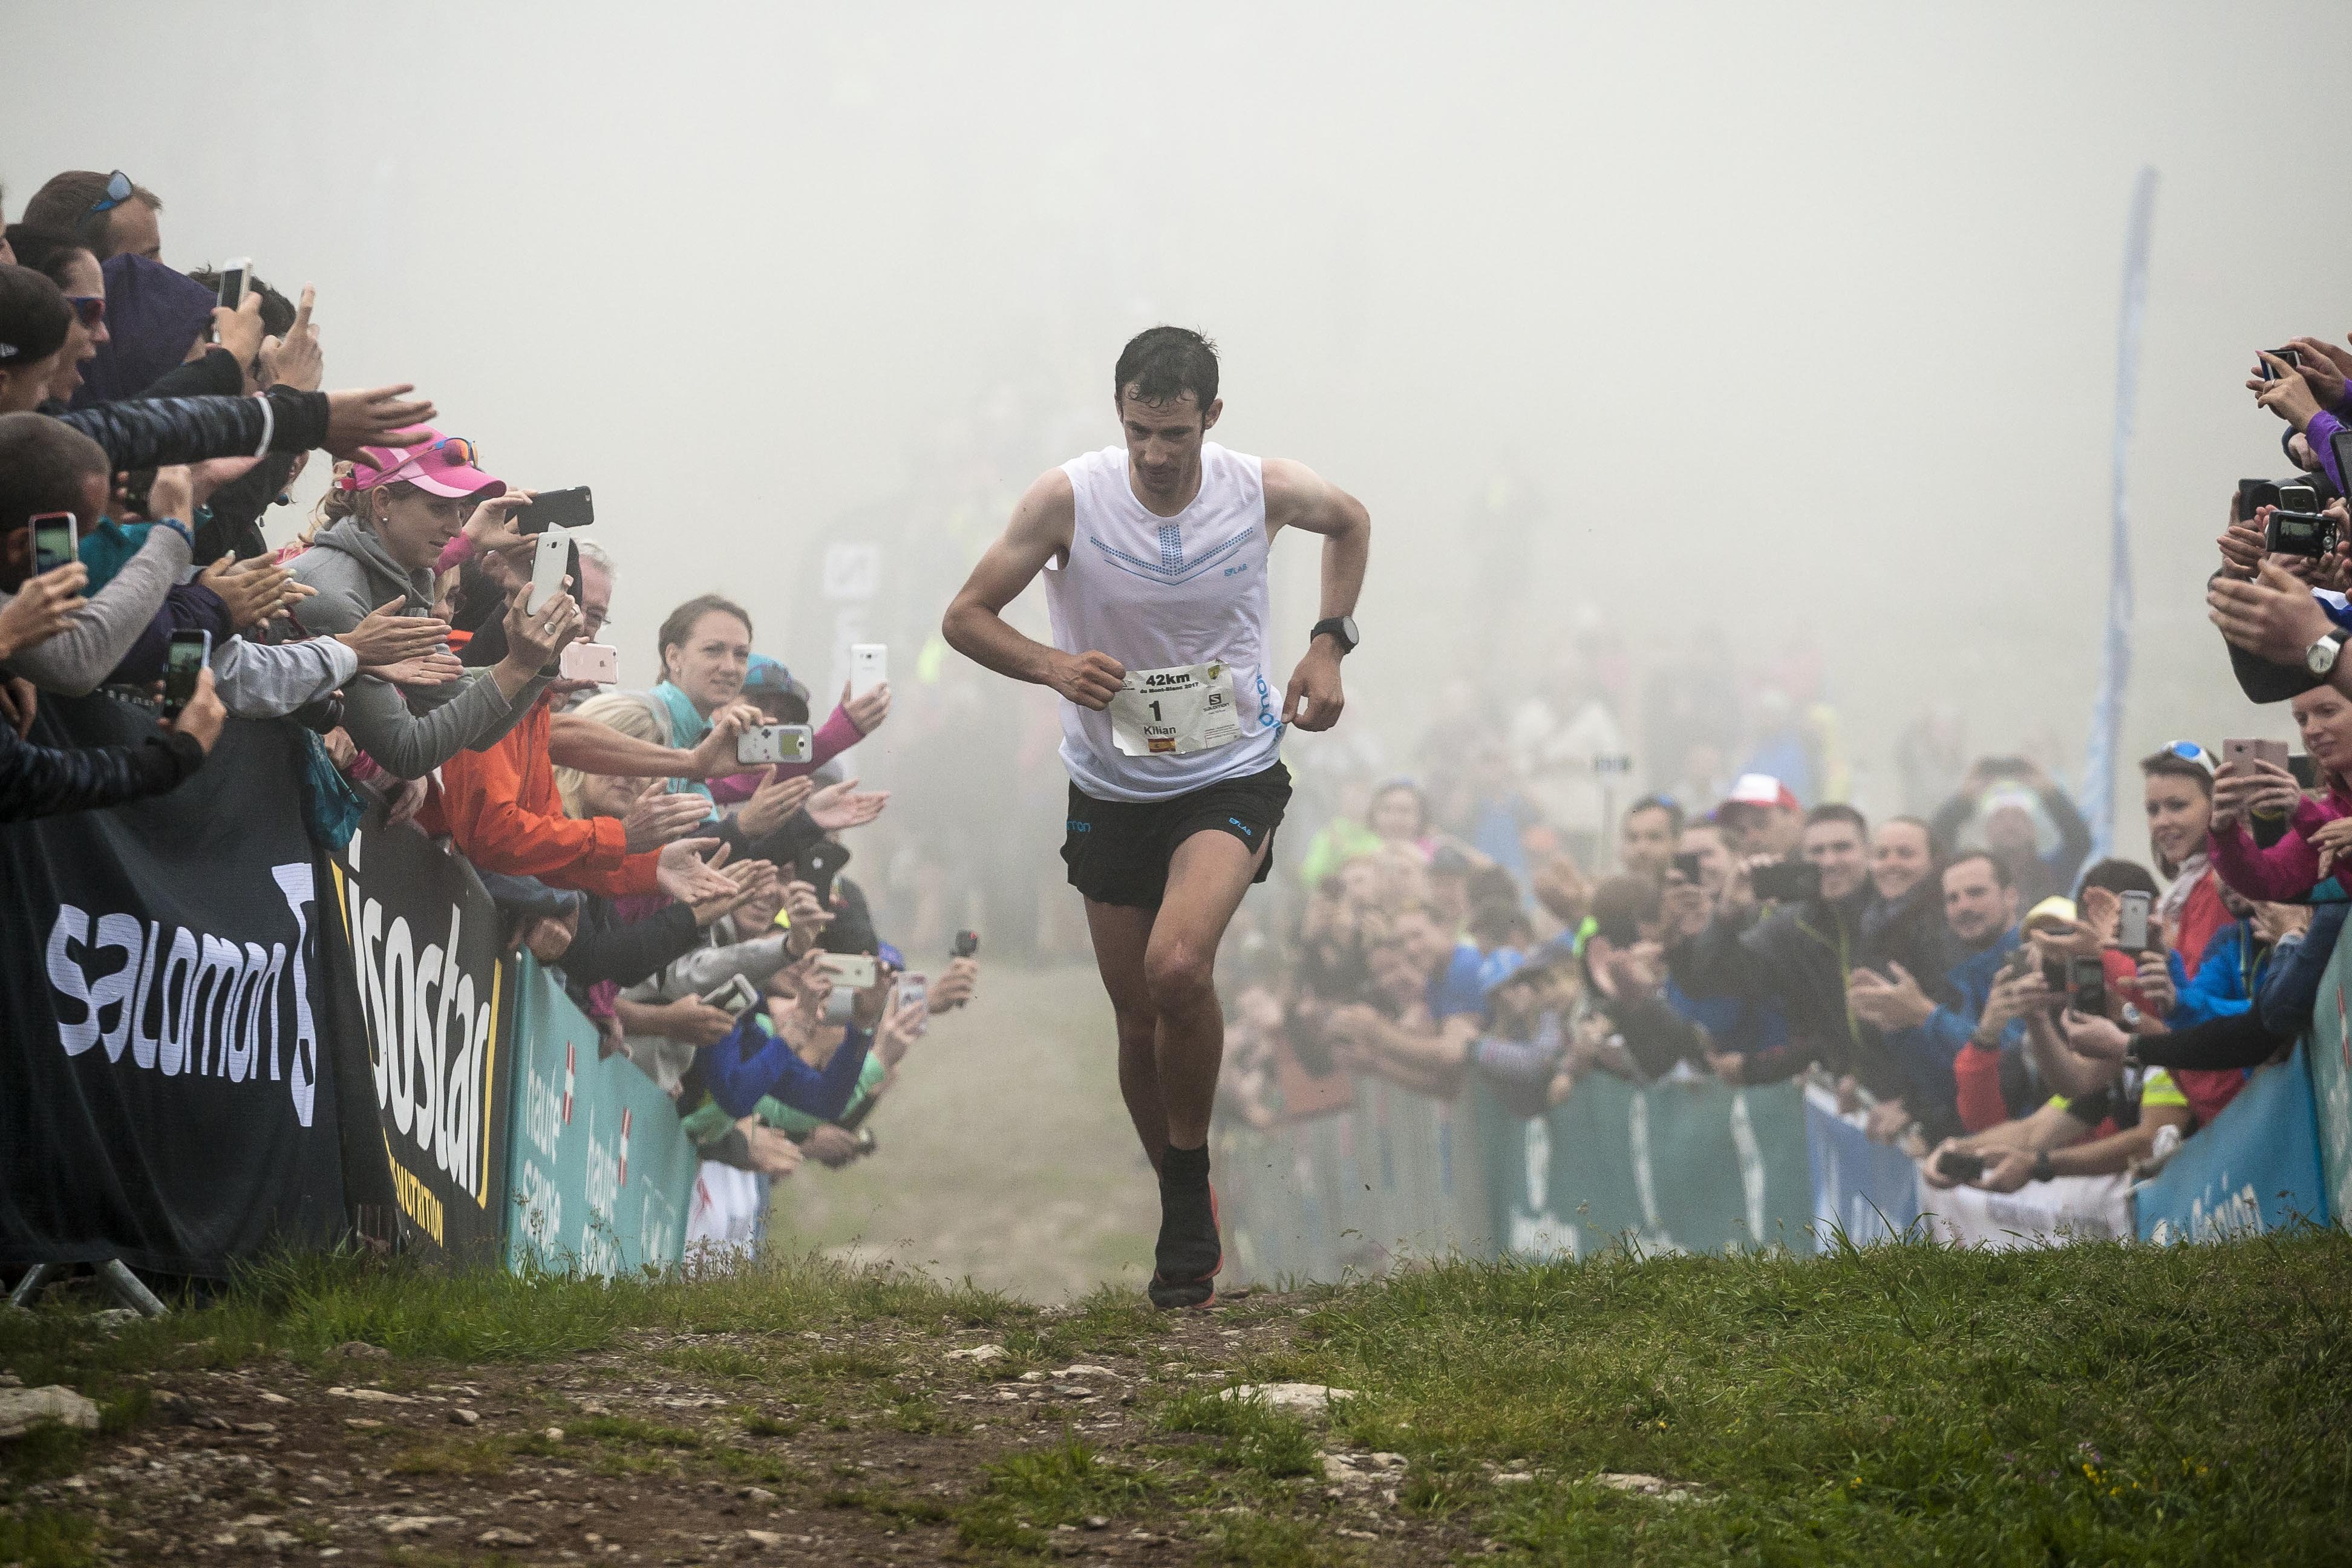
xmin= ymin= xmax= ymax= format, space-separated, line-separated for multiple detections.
xmin=942 ymin=327 xmax=1371 ymax=1308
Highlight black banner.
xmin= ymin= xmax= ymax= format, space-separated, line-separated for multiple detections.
xmin=0 ymin=694 xmax=349 ymax=1278
xmin=317 ymin=803 xmax=516 ymax=1263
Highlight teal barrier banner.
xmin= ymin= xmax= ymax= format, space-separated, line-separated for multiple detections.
xmin=2309 ymin=934 xmax=2352 ymax=1226
xmin=2135 ymin=1045 xmax=2330 ymax=1243
xmin=1477 ymin=1071 xmax=1814 ymax=1259
xmin=504 ymin=955 xmax=695 ymax=1278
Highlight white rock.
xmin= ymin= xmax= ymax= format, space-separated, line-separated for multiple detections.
xmin=1216 ymin=1383 xmax=1357 ymax=1416
xmin=256 ymin=1390 xmax=292 ymax=1405
xmin=0 ymin=1385 xmax=100 ymax=1439
xmin=1054 ymin=1365 xmax=1117 ymax=1379
xmin=945 ymin=1345 xmax=1006 ymax=1363
xmin=1494 ymin=1471 xmax=1534 ymax=1483
xmin=1018 ymin=1371 xmax=1051 ymax=1383
xmin=477 ymin=1526 xmax=537 ymax=1547
xmin=743 ymin=1528 xmax=786 ymax=1548
xmin=327 ymin=1387 xmax=414 ymax=1405
xmin=374 ymin=1515 xmax=457 ymax=1535
xmin=1596 ymin=1471 xmax=1702 ymax=1503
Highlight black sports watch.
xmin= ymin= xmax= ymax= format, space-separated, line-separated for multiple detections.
xmin=1310 ymin=616 xmax=1360 ymax=655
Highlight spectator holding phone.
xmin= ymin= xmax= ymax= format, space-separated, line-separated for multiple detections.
xmin=2209 ymin=686 xmax=2352 ymax=903
xmin=288 ymin=431 xmax=577 ymax=777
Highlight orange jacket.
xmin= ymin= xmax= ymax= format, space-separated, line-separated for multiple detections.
xmin=433 ymin=694 xmax=662 ymax=897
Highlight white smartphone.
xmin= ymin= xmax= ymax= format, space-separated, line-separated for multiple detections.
xmin=821 ymin=952 xmax=878 ymax=990
xmin=2116 ymin=890 xmax=2152 ymax=953
xmin=897 ymin=972 xmax=928 ymax=1011
xmin=699 ymin=973 xmax=759 ymax=1017
xmin=558 ymin=641 xmax=617 ymax=684
xmin=217 ymin=258 xmax=251 ymax=311
xmin=737 ymin=724 xmax=814 ymax=766
xmin=851 ymin=643 xmax=887 ymax=700
xmin=526 ymin=528 xmax=570 ymax=615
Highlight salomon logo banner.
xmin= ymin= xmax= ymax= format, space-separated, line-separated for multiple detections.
xmin=0 ymin=697 xmax=351 ymax=1278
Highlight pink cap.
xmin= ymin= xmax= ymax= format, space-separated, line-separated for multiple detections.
xmin=337 ymin=428 xmax=504 ymax=500
xmin=1723 ymin=773 xmax=1800 ymax=812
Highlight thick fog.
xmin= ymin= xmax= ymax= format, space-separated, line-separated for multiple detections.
xmin=10 ymin=0 xmax=2352 ymax=830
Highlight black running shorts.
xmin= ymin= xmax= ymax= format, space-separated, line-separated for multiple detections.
xmin=1061 ymin=761 xmax=1292 ymax=910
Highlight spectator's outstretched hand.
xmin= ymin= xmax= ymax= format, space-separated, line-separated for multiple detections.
xmin=0 ymin=676 xmax=36 ymax=738
xmin=322 ymin=385 xmax=437 ymax=458
xmin=385 ymin=774 xmax=429 ymax=827
xmin=778 ymin=880 xmax=832 ymax=955
xmin=338 ymin=596 xmax=451 ymax=667
xmin=2061 ymin=1007 xmax=2131 ymax=1063
xmin=802 ymin=1124 xmax=862 ymax=1169
xmin=843 ymin=679 xmax=892 ymax=736
xmin=2249 ymin=351 xmax=2322 ymax=431
xmin=807 ymin=777 xmax=888 ymax=831
xmin=656 ymin=837 xmax=737 ymax=907
xmin=163 ymin=667 xmax=226 ymax=755
xmin=2283 ymin=336 xmax=2352 ymax=410
xmin=258 ymin=286 xmax=322 ymax=392
xmin=2209 ymin=558 xmax=2335 ymax=665
xmin=733 ymin=768 xmax=815 ymax=839
xmin=742 ymin=1118 xmax=805 ymax=1177
xmin=685 ymin=704 xmax=759 ymax=779
xmin=655 ymin=995 xmax=737 ymax=1048
xmin=1847 ymin=962 xmax=1934 ymax=1031
xmin=930 ymin=955 xmax=981 ymax=1011
xmin=200 ymin=554 xmax=306 ymax=630
xmin=0 ymin=560 xmax=88 ymax=659
xmin=623 ymin=780 xmax=711 ymax=852
xmin=367 ymin=650 xmax=463 ymax=688
xmin=210 ymin=292 xmax=266 ymax=379
xmin=1973 ymin=1146 xmax=2038 ymax=1194
xmin=2311 ymin=815 xmax=2352 ymax=880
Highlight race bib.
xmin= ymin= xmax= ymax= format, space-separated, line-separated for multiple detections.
xmin=1108 ymin=661 xmax=1241 ymax=757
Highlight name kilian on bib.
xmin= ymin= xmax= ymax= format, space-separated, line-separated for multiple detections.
xmin=1108 ymin=661 xmax=1241 ymax=757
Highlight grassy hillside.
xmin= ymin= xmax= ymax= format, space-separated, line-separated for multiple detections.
xmin=4 ymin=1229 xmax=2348 ymax=1565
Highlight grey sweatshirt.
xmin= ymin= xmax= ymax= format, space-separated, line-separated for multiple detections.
xmin=212 ymin=635 xmax=359 ymax=719
xmin=0 ymin=527 xmax=192 ymax=696
xmin=287 ymin=519 xmax=546 ymax=778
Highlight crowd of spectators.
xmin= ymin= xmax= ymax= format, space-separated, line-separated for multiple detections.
xmin=1220 ymin=330 xmax=2352 ymax=1204
xmin=0 ymin=169 xmax=981 ymax=1250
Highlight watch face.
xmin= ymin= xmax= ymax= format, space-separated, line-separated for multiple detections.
xmin=1339 ymin=616 xmax=1359 ymax=647
xmin=2310 ymin=639 xmax=2338 ymax=675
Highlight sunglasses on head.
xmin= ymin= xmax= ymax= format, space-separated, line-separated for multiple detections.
xmin=2163 ymin=740 xmax=2217 ymax=774
xmin=87 ymin=171 xmax=135 ymax=215
xmin=65 ymin=296 xmax=104 ymax=330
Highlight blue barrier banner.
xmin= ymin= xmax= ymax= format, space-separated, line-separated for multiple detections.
xmin=1803 ymin=1085 xmax=1922 ymax=1245
xmin=504 ymin=955 xmax=695 ymax=1277
xmin=2135 ymin=1045 xmax=2330 ymax=1243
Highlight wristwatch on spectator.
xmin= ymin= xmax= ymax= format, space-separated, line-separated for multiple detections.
xmin=1310 ymin=616 xmax=1360 ymax=655
xmin=2305 ymin=627 xmax=2347 ymax=677
xmin=2030 ymin=1149 xmax=2054 ymax=1184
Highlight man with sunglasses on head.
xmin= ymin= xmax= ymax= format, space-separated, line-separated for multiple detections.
xmin=942 ymin=326 xmax=1373 ymax=1310
xmin=22 ymin=171 xmax=162 ymax=264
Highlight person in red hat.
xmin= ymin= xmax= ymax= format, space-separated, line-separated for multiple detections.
xmin=1715 ymin=773 xmax=1803 ymax=860
xmin=287 ymin=428 xmax=578 ymax=779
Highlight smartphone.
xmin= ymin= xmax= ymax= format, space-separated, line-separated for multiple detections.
xmin=1750 ymin=860 xmax=1821 ymax=904
xmin=30 ymin=512 xmax=77 ymax=574
xmin=821 ymin=951 xmax=878 ymax=990
xmin=518 ymin=486 xmax=594 ymax=535
xmin=558 ymin=641 xmax=618 ymax=684
xmin=2003 ymin=944 xmax=2037 ymax=982
xmin=897 ymin=972 xmax=929 ymax=1011
xmin=1670 ymin=851 xmax=1705 ymax=884
xmin=1937 ymin=1150 xmax=1987 ymax=1183
xmin=2116 ymin=890 xmax=2152 ymax=953
xmin=699 ymin=973 xmax=759 ymax=1018
xmin=802 ymin=840 xmax=851 ymax=908
xmin=737 ymin=724 xmax=814 ymax=766
xmin=526 ymin=528 xmax=570 ymax=615
xmin=2226 ymin=738 xmax=2292 ymax=770
xmin=2066 ymin=955 xmax=2107 ymax=1016
xmin=162 ymin=629 xmax=211 ymax=720
xmin=216 ymin=258 xmax=251 ymax=312
xmin=850 ymin=643 xmax=887 ymax=700
xmin=952 ymin=929 xmax=980 ymax=960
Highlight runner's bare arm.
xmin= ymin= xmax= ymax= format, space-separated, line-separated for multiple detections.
xmin=1263 ymin=458 xmax=1370 ymax=733
xmin=942 ymin=469 xmax=1126 ymax=710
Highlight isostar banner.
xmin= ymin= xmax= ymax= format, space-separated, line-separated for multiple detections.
xmin=319 ymin=806 xmax=514 ymax=1260
xmin=2134 ymin=1045 xmax=2331 ymax=1243
xmin=0 ymin=697 xmax=348 ymax=1276
xmin=1804 ymin=1082 xmax=1926 ymax=1246
xmin=505 ymin=954 xmax=695 ymax=1278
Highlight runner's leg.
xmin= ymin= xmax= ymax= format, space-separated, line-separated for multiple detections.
xmin=1144 ymin=828 xmax=1269 ymax=1148
xmin=1141 ymin=826 xmax=1269 ymax=1307
xmin=1082 ymin=899 xmax=1168 ymax=1167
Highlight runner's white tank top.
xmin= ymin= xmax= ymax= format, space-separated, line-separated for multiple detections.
xmin=1044 ymin=442 xmax=1282 ymax=803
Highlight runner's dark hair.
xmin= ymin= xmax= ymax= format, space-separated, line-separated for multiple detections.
xmin=1114 ymin=325 xmax=1218 ymax=411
